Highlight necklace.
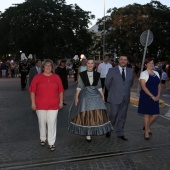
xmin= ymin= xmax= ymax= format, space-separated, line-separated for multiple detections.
xmin=147 ymin=70 xmax=155 ymax=76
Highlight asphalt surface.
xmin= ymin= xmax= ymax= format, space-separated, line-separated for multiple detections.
xmin=0 ymin=77 xmax=170 ymax=170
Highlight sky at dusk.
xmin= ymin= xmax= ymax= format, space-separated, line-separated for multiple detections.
xmin=0 ymin=0 xmax=170 ymax=27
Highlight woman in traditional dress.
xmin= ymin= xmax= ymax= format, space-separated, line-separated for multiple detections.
xmin=68 ymin=57 xmax=113 ymax=142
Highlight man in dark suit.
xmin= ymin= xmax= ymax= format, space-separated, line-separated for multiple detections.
xmin=29 ymin=59 xmax=41 ymax=86
xmin=105 ymin=53 xmax=133 ymax=141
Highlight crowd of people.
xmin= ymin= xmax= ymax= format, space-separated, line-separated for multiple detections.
xmin=1 ymin=53 xmax=170 ymax=151
xmin=0 ymin=60 xmax=20 ymax=78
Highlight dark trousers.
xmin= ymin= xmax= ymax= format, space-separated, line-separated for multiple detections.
xmin=74 ymin=70 xmax=78 ymax=82
xmin=100 ymin=78 xmax=108 ymax=102
xmin=21 ymin=73 xmax=27 ymax=89
xmin=11 ymin=69 xmax=15 ymax=78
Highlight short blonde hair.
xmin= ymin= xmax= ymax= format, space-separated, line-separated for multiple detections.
xmin=41 ymin=59 xmax=54 ymax=73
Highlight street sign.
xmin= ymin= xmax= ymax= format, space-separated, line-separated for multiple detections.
xmin=140 ymin=30 xmax=153 ymax=47
xmin=137 ymin=30 xmax=154 ymax=95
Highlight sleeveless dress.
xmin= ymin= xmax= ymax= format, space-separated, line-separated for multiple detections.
xmin=138 ymin=74 xmax=160 ymax=115
xmin=68 ymin=71 xmax=113 ymax=136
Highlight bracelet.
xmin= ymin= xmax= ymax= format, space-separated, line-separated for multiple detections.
xmin=150 ymin=96 xmax=153 ymax=98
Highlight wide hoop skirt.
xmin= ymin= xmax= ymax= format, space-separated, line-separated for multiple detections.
xmin=68 ymin=86 xmax=113 ymax=136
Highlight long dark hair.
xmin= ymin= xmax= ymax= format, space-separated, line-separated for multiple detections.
xmin=59 ymin=59 xmax=66 ymax=66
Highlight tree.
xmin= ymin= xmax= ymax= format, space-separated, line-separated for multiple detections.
xmin=97 ymin=1 xmax=170 ymax=62
xmin=0 ymin=0 xmax=95 ymax=60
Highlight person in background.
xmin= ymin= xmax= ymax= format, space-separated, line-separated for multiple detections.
xmin=1 ymin=61 xmax=7 ymax=78
xmin=161 ymin=67 xmax=167 ymax=89
xmin=15 ymin=63 xmax=19 ymax=77
xmin=105 ymin=53 xmax=134 ymax=141
xmin=110 ymin=59 xmax=116 ymax=67
xmin=167 ymin=64 xmax=170 ymax=81
xmin=10 ymin=61 xmax=16 ymax=78
xmin=77 ymin=58 xmax=87 ymax=76
xmin=68 ymin=57 xmax=113 ymax=142
xmin=157 ymin=62 xmax=162 ymax=77
xmin=19 ymin=53 xmax=29 ymax=90
xmin=27 ymin=54 xmax=35 ymax=69
xmin=72 ymin=59 xmax=80 ymax=82
xmin=66 ymin=63 xmax=72 ymax=78
xmin=138 ymin=58 xmax=161 ymax=140
xmin=134 ymin=64 xmax=139 ymax=77
xmin=29 ymin=59 xmax=64 ymax=151
xmin=127 ymin=62 xmax=132 ymax=68
xmin=29 ymin=59 xmax=41 ymax=86
xmin=6 ymin=60 xmax=11 ymax=78
xmin=55 ymin=59 xmax=68 ymax=105
xmin=97 ymin=55 xmax=112 ymax=102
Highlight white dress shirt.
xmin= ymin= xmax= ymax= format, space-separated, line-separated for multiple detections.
xmin=36 ymin=66 xmax=41 ymax=74
xmin=97 ymin=62 xmax=112 ymax=78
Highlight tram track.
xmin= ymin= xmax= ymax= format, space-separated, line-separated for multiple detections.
xmin=1 ymin=143 xmax=170 ymax=170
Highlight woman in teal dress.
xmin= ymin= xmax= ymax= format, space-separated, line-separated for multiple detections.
xmin=68 ymin=57 xmax=113 ymax=142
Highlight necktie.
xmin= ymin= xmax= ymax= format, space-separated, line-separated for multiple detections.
xmin=122 ymin=68 xmax=125 ymax=81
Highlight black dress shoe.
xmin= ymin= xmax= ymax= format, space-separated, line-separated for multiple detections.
xmin=143 ymin=126 xmax=152 ymax=135
xmin=86 ymin=139 xmax=92 ymax=142
xmin=144 ymin=134 xmax=150 ymax=140
xmin=106 ymin=132 xmax=111 ymax=138
xmin=117 ymin=136 xmax=128 ymax=141
xmin=148 ymin=132 xmax=152 ymax=135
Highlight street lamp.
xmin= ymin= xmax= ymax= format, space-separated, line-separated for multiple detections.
xmin=103 ymin=0 xmax=106 ymax=58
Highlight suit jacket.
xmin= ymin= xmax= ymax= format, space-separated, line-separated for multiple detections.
xmin=29 ymin=67 xmax=38 ymax=86
xmin=105 ymin=66 xmax=133 ymax=104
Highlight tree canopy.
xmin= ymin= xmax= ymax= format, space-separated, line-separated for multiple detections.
xmin=97 ymin=0 xmax=170 ymax=62
xmin=0 ymin=0 xmax=95 ymax=60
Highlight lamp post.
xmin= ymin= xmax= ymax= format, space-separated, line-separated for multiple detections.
xmin=103 ymin=0 xmax=106 ymax=59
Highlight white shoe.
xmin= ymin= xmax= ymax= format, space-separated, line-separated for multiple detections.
xmin=86 ymin=136 xmax=91 ymax=142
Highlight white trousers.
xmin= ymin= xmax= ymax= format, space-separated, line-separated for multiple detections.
xmin=36 ymin=110 xmax=58 ymax=145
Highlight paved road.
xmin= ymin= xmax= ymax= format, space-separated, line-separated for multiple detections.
xmin=0 ymin=77 xmax=170 ymax=170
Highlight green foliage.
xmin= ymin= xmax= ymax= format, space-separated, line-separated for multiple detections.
xmin=97 ymin=1 xmax=170 ymax=62
xmin=0 ymin=0 xmax=94 ymax=60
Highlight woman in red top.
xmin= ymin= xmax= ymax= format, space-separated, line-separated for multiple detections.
xmin=29 ymin=59 xmax=64 ymax=151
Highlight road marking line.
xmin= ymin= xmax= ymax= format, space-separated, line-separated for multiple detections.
xmin=131 ymin=103 xmax=170 ymax=120
xmin=162 ymin=94 xmax=170 ymax=97
xmin=159 ymin=114 xmax=170 ymax=120
xmin=132 ymin=104 xmax=138 ymax=107
xmin=165 ymin=103 xmax=170 ymax=107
